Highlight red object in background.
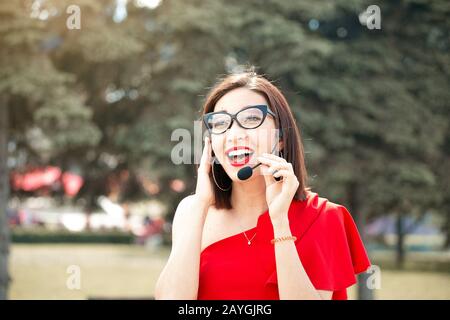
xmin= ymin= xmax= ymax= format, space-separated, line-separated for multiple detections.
xmin=12 ymin=166 xmax=61 ymax=191
xmin=11 ymin=166 xmax=84 ymax=197
xmin=197 ymin=191 xmax=371 ymax=300
xmin=62 ymin=172 xmax=84 ymax=197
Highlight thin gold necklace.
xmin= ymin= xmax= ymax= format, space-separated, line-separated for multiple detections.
xmin=237 ymin=217 xmax=257 ymax=245
xmin=243 ymin=230 xmax=257 ymax=245
xmin=232 ymin=208 xmax=264 ymax=246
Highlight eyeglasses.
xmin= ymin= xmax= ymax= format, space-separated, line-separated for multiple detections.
xmin=203 ymin=105 xmax=276 ymax=135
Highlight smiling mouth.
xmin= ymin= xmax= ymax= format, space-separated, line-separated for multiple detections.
xmin=225 ymin=149 xmax=254 ymax=167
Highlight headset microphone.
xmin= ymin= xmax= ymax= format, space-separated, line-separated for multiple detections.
xmin=237 ymin=137 xmax=282 ymax=181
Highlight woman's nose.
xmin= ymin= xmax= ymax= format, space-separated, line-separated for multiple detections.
xmin=227 ymin=132 xmax=247 ymax=145
xmin=226 ymin=119 xmax=248 ymax=144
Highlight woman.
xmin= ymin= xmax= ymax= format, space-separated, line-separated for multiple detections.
xmin=155 ymin=70 xmax=371 ymax=300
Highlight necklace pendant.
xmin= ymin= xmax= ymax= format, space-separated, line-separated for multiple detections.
xmin=248 ymin=241 xmax=251 ymax=245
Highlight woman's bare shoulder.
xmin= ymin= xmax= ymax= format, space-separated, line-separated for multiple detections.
xmin=178 ymin=194 xmax=196 ymax=209
xmin=173 ymin=195 xmax=197 ymax=224
xmin=171 ymin=195 xmax=217 ymax=239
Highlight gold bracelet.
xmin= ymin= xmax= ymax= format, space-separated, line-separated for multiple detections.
xmin=270 ymin=235 xmax=297 ymax=244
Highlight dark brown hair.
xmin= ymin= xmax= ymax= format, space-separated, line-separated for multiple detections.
xmin=200 ymin=69 xmax=309 ymax=209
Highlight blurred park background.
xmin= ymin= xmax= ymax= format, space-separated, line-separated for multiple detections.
xmin=0 ymin=0 xmax=449 ymax=300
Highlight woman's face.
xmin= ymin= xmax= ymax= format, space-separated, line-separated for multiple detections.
xmin=211 ymin=87 xmax=280 ymax=181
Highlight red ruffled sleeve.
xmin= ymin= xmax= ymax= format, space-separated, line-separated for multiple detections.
xmin=266 ymin=195 xmax=371 ymax=300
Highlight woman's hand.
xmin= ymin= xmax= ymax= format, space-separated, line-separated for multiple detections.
xmin=195 ymin=136 xmax=215 ymax=207
xmin=257 ymin=153 xmax=299 ymax=226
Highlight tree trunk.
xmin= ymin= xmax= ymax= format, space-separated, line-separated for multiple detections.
xmin=0 ymin=97 xmax=10 ymax=299
xmin=347 ymin=182 xmax=374 ymax=300
xmin=396 ymin=211 xmax=405 ymax=269
xmin=443 ymin=199 xmax=450 ymax=250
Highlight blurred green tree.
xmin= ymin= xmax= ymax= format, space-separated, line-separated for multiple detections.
xmin=0 ymin=1 xmax=101 ymax=298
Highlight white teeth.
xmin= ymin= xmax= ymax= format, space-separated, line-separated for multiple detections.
xmin=227 ymin=149 xmax=253 ymax=159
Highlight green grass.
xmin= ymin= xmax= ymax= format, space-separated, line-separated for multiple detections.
xmin=8 ymin=244 xmax=450 ymax=300
xmin=10 ymin=244 xmax=169 ymax=299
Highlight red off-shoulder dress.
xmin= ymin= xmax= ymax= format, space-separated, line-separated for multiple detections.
xmin=197 ymin=191 xmax=371 ymax=300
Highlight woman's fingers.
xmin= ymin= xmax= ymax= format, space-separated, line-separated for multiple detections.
xmin=261 ymin=152 xmax=287 ymax=163
xmin=257 ymin=155 xmax=298 ymax=187
xmin=257 ymin=156 xmax=291 ymax=175
xmin=199 ymin=136 xmax=212 ymax=172
xmin=257 ymin=156 xmax=278 ymax=169
xmin=272 ymin=169 xmax=291 ymax=178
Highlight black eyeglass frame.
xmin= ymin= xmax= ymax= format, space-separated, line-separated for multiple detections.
xmin=203 ymin=104 xmax=277 ymax=135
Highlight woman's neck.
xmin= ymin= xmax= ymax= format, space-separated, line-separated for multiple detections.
xmin=230 ymin=175 xmax=268 ymax=220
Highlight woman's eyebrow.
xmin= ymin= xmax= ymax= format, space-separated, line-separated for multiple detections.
xmin=214 ymin=104 xmax=259 ymax=113
xmin=222 ymin=105 xmax=254 ymax=113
